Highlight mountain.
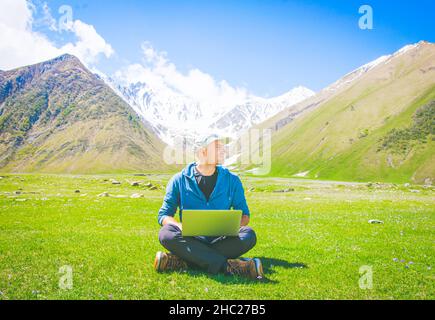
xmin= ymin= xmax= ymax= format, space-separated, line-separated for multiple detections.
xmin=209 ymin=86 xmax=314 ymax=135
xmin=245 ymin=41 xmax=435 ymax=184
xmin=107 ymin=76 xmax=314 ymax=145
xmin=0 ymin=54 xmax=169 ymax=173
xmin=254 ymin=50 xmax=397 ymax=134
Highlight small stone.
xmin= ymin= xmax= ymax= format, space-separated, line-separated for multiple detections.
xmin=14 ymin=191 xmax=21 ymax=195
xmin=130 ymin=193 xmax=143 ymax=199
xmin=131 ymin=182 xmax=140 ymax=187
xmin=74 ymin=190 xmax=80 ymax=193
xmin=98 ymin=192 xmax=110 ymax=197
xmin=111 ymin=180 xmax=121 ymax=185
xmin=368 ymin=219 xmax=384 ymax=224
xmin=273 ymin=188 xmax=294 ymax=193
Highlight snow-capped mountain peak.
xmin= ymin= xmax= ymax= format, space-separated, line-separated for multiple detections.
xmin=324 ymin=41 xmax=427 ymax=94
xmin=106 ymin=75 xmax=315 ymax=145
xmin=209 ymin=86 xmax=315 ymax=136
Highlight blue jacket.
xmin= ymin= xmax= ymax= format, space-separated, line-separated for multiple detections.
xmin=157 ymin=162 xmax=250 ymax=226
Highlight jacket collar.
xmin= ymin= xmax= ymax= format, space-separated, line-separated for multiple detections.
xmin=181 ymin=162 xmax=230 ymax=201
xmin=182 ymin=162 xmax=223 ymax=179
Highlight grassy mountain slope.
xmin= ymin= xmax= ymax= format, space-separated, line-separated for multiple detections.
xmin=254 ymin=41 xmax=435 ymax=184
xmin=0 ymin=54 xmax=169 ymax=173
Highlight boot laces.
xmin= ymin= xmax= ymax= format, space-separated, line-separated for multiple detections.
xmin=166 ymin=254 xmax=187 ymax=270
xmin=227 ymin=259 xmax=251 ymax=276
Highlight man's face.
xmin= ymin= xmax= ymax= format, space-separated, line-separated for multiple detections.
xmin=201 ymin=140 xmax=226 ymax=165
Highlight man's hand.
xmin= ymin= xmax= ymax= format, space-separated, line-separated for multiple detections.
xmin=241 ymin=215 xmax=250 ymax=226
xmin=162 ymin=216 xmax=182 ymax=231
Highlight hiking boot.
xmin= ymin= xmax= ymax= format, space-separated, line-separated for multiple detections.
xmin=154 ymin=251 xmax=188 ymax=272
xmin=226 ymin=258 xmax=264 ymax=280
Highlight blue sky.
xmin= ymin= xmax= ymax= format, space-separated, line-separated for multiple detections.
xmin=25 ymin=0 xmax=435 ymax=95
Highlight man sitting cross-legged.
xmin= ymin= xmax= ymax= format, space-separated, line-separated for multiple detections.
xmin=154 ymin=134 xmax=263 ymax=280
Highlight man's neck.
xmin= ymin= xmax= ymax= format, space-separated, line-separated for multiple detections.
xmin=196 ymin=163 xmax=217 ymax=176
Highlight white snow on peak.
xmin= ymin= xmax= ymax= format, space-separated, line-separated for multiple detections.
xmin=102 ymin=41 xmax=425 ymax=146
xmin=106 ymin=74 xmax=315 ymax=145
xmin=324 ymin=41 xmax=425 ymax=93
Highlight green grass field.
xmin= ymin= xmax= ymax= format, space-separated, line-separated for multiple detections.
xmin=0 ymin=174 xmax=434 ymax=300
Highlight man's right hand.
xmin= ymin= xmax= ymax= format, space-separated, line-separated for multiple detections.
xmin=162 ymin=216 xmax=182 ymax=231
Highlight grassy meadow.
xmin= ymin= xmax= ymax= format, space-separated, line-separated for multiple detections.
xmin=0 ymin=173 xmax=434 ymax=299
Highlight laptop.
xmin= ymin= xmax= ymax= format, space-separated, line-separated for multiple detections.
xmin=182 ymin=210 xmax=242 ymax=237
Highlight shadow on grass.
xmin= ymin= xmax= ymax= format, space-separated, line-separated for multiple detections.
xmin=257 ymin=257 xmax=308 ymax=275
xmin=180 ymin=257 xmax=308 ymax=285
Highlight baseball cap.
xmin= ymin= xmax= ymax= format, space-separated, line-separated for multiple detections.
xmin=193 ymin=133 xmax=229 ymax=150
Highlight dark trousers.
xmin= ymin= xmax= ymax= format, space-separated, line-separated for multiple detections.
xmin=158 ymin=224 xmax=257 ymax=274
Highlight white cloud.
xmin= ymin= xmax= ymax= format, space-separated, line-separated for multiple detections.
xmin=115 ymin=42 xmax=248 ymax=111
xmin=0 ymin=0 xmax=114 ymax=70
xmin=0 ymin=1 xmax=245 ymax=110
xmin=60 ymin=20 xmax=114 ymax=65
